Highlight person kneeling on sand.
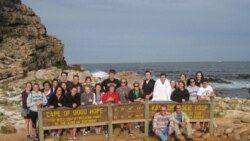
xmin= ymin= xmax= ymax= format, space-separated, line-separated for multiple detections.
xmin=152 ymin=104 xmax=173 ymax=141
xmin=172 ymin=104 xmax=193 ymax=141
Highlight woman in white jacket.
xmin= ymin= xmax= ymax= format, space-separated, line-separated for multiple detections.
xmin=27 ymin=83 xmax=47 ymax=140
xmin=152 ymin=73 xmax=172 ymax=101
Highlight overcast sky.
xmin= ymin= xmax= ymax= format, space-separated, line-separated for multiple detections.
xmin=23 ymin=0 xmax=250 ymax=64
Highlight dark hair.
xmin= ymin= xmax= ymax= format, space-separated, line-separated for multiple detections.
xmin=145 ymin=70 xmax=152 ymax=75
xmin=85 ymin=76 xmax=92 ymax=82
xmin=170 ymin=80 xmax=176 ymax=88
xmin=94 ymin=83 xmax=104 ymax=93
xmin=61 ymin=71 xmax=68 ymax=76
xmin=26 ymin=82 xmax=32 ymax=86
xmin=160 ymin=72 xmax=167 ymax=77
xmin=73 ymin=74 xmax=79 ymax=79
xmin=55 ymin=86 xmax=65 ymax=95
xmin=178 ymin=80 xmax=186 ymax=88
xmin=52 ymin=78 xmax=59 ymax=83
xmin=133 ymin=81 xmax=140 ymax=87
xmin=109 ymin=69 xmax=116 ymax=74
xmin=43 ymin=80 xmax=51 ymax=87
xmin=201 ymin=78 xmax=208 ymax=83
xmin=33 ymin=83 xmax=40 ymax=90
xmin=71 ymin=86 xmax=77 ymax=90
xmin=160 ymin=104 xmax=167 ymax=108
xmin=174 ymin=104 xmax=182 ymax=111
xmin=179 ymin=73 xmax=187 ymax=79
xmin=187 ymin=77 xmax=196 ymax=86
xmin=196 ymin=71 xmax=204 ymax=80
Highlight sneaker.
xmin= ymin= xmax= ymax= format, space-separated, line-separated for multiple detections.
xmin=103 ymin=130 xmax=109 ymax=138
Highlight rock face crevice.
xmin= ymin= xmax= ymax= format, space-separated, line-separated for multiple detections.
xmin=0 ymin=0 xmax=66 ymax=81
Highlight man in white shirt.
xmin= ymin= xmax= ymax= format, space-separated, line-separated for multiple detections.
xmin=197 ymin=79 xmax=215 ymax=102
xmin=152 ymin=73 xmax=172 ymax=101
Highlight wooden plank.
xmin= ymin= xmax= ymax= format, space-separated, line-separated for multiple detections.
xmin=112 ymin=119 xmax=146 ymax=124
xmin=38 ymin=107 xmax=44 ymax=141
xmin=43 ymin=122 xmax=108 ymax=130
xmin=108 ymin=102 xmax=113 ymax=136
xmin=209 ymin=97 xmax=215 ymax=135
xmin=144 ymin=99 xmax=149 ymax=137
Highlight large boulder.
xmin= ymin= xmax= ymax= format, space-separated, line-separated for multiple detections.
xmin=0 ymin=125 xmax=17 ymax=134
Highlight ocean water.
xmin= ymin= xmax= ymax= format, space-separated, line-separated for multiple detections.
xmin=83 ymin=62 xmax=250 ymax=98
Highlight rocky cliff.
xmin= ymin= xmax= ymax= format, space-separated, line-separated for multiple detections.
xmin=0 ymin=0 xmax=66 ymax=82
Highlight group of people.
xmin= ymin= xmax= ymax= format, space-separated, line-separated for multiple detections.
xmin=21 ymin=69 xmax=215 ymax=141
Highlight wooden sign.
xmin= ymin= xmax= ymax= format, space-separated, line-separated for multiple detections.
xmin=42 ymin=105 xmax=108 ymax=130
xmin=112 ymin=103 xmax=145 ymax=122
xmin=149 ymin=102 xmax=210 ymax=120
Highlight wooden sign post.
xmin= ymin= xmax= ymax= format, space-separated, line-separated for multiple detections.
xmin=38 ymin=99 xmax=214 ymax=141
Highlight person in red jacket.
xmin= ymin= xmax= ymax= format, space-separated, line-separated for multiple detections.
xmin=102 ymin=84 xmax=120 ymax=104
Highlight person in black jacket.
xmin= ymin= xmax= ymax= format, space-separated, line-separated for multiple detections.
xmin=48 ymin=86 xmax=65 ymax=138
xmin=171 ymin=81 xmax=190 ymax=103
xmin=64 ymin=87 xmax=80 ymax=140
xmin=142 ymin=70 xmax=155 ymax=100
xmin=101 ymin=69 xmax=120 ymax=92
xmin=48 ymin=86 xmax=65 ymax=109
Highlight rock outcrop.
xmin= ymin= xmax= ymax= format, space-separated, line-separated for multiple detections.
xmin=0 ymin=0 xmax=66 ymax=82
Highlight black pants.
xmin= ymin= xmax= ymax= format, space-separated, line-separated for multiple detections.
xmin=30 ymin=110 xmax=38 ymax=128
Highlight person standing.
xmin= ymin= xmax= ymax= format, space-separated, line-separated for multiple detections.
xmin=41 ymin=81 xmax=53 ymax=107
xmin=152 ymin=105 xmax=173 ymax=141
xmin=195 ymin=71 xmax=204 ymax=87
xmin=48 ymin=86 xmax=65 ymax=138
xmin=142 ymin=70 xmax=155 ymax=100
xmin=102 ymin=85 xmax=120 ymax=104
xmin=72 ymin=75 xmax=84 ymax=94
xmin=27 ymin=83 xmax=47 ymax=141
xmin=60 ymin=71 xmax=73 ymax=89
xmin=116 ymin=78 xmax=130 ymax=104
xmin=171 ymin=81 xmax=190 ymax=103
xmin=83 ymin=76 xmax=95 ymax=92
xmin=101 ymin=69 xmax=120 ymax=92
xmin=187 ymin=78 xmax=199 ymax=103
xmin=21 ymin=82 xmax=33 ymax=140
xmin=172 ymin=104 xmax=193 ymax=141
xmin=64 ymin=87 xmax=81 ymax=140
xmin=197 ymin=79 xmax=215 ymax=102
xmin=152 ymin=73 xmax=172 ymax=101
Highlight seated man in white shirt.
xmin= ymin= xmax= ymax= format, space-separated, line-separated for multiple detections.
xmin=197 ymin=79 xmax=215 ymax=102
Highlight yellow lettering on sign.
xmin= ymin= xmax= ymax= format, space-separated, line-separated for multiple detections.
xmin=46 ymin=111 xmax=61 ymax=118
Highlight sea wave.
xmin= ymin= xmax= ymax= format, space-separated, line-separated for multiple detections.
xmin=92 ymin=71 xmax=108 ymax=78
xmin=211 ymin=80 xmax=250 ymax=89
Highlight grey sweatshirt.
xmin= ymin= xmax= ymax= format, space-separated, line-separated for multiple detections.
xmin=27 ymin=91 xmax=48 ymax=112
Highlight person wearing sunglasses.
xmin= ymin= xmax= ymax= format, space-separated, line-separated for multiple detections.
xmin=187 ymin=78 xmax=199 ymax=103
xmin=116 ymin=78 xmax=130 ymax=104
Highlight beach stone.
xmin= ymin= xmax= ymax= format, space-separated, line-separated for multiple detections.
xmin=220 ymin=135 xmax=228 ymax=139
xmin=0 ymin=125 xmax=17 ymax=134
xmin=225 ymin=127 xmax=233 ymax=134
xmin=233 ymin=126 xmax=247 ymax=135
xmin=223 ymin=97 xmax=231 ymax=102
xmin=202 ymin=133 xmax=210 ymax=139
xmin=233 ymin=133 xmax=241 ymax=141
xmin=214 ymin=127 xmax=224 ymax=137
xmin=193 ymin=131 xmax=203 ymax=137
xmin=240 ymin=115 xmax=250 ymax=123
xmin=233 ymin=119 xmax=242 ymax=124
xmin=218 ymin=111 xmax=226 ymax=117
xmin=241 ymin=106 xmax=250 ymax=112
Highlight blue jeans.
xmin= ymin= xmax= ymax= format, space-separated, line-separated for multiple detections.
xmin=154 ymin=128 xmax=168 ymax=141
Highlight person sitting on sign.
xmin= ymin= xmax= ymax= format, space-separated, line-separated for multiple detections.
xmin=48 ymin=86 xmax=65 ymax=139
xmin=64 ymin=87 xmax=81 ymax=140
xmin=80 ymin=85 xmax=95 ymax=135
xmin=152 ymin=104 xmax=173 ymax=141
xmin=102 ymin=84 xmax=120 ymax=104
xmin=197 ymin=78 xmax=215 ymax=102
xmin=172 ymin=104 xmax=193 ymax=141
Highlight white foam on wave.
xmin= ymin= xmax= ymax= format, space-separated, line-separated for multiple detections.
xmin=92 ymin=71 xmax=108 ymax=78
xmin=211 ymin=80 xmax=250 ymax=89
